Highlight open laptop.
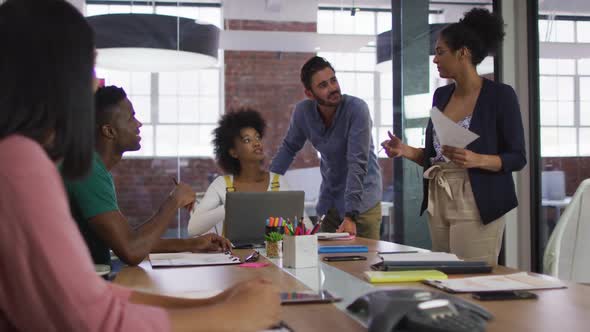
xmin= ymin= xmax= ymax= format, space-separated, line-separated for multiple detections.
xmin=224 ymin=191 xmax=304 ymax=248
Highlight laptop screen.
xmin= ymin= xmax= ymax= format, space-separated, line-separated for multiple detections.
xmin=224 ymin=191 xmax=304 ymax=246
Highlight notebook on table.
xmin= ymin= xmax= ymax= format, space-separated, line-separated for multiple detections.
xmin=364 ymin=270 xmax=448 ymax=283
xmin=318 ymin=245 xmax=369 ymax=254
xmin=149 ymin=252 xmax=241 ymax=267
xmin=374 ymin=252 xmax=492 ymax=274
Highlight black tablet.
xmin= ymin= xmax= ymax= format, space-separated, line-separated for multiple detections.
xmin=280 ymin=290 xmax=341 ymax=304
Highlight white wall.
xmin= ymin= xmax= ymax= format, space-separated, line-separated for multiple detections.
xmin=223 ymin=0 xmax=317 ymax=22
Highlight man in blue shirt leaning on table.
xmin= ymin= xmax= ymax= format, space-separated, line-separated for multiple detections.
xmin=270 ymin=56 xmax=383 ymax=239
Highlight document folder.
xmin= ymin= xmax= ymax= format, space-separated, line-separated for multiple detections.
xmin=364 ymin=270 xmax=448 ymax=283
xmin=371 ymin=260 xmax=492 ymax=274
xmin=318 ymin=245 xmax=369 ymax=254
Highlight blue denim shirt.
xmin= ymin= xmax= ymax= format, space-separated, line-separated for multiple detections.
xmin=270 ymin=95 xmax=382 ymax=218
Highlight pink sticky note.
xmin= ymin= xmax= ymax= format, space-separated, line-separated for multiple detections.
xmin=238 ymin=262 xmax=269 ymax=268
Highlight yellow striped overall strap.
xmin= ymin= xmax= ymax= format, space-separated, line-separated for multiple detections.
xmin=224 ymin=175 xmax=235 ymax=192
xmin=270 ymin=173 xmax=280 ymax=191
xmin=222 ymin=175 xmax=236 ymax=236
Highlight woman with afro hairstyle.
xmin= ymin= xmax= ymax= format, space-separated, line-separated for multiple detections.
xmin=188 ymin=109 xmax=299 ymax=236
xmin=381 ymin=8 xmax=526 ymax=265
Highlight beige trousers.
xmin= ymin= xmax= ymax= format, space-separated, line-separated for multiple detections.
xmin=425 ymin=162 xmax=505 ymax=266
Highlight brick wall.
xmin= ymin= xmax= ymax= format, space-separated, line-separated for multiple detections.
xmin=224 ymin=19 xmax=320 ymax=169
xmin=542 ymin=157 xmax=590 ymax=195
xmin=111 ymin=158 xmax=220 ymax=229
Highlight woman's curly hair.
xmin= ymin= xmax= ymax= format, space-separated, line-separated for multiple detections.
xmin=212 ymin=108 xmax=266 ymax=175
xmin=440 ymin=8 xmax=505 ymax=66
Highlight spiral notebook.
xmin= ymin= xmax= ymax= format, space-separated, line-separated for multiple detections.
xmin=149 ymin=252 xmax=241 ymax=267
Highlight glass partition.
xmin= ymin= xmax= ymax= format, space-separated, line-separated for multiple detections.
xmin=391 ymin=0 xmax=495 ymax=248
xmin=85 ymin=0 xmax=499 ymax=248
xmin=87 ymin=2 xmax=222 ymax=237
xmin=537 ymin=0 xmax=590 ymax=271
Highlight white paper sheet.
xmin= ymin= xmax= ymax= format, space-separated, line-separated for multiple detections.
xmin=163 ymin=289 xmax=223 ymax=299
xmin=379 ymin=252 xmax=461 ymax=262
xmin=426 ymin=272 xmax=566 ymax=292
xmin=430 ymin=107 xmax=479 ymax=161
xmin=316 ymin=232 xmax=350 ymax=240
xmin=149 ymin=252 xmax=241 ymax=267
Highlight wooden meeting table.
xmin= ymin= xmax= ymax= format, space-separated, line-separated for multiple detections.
xmin=114 ymin=238 xmax=590 ymax=331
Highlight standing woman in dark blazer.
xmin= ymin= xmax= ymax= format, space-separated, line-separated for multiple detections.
xmin=381 ymin=8 xmax=526 ymax=265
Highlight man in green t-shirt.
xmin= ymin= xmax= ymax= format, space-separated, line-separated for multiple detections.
xmin=63 ymin=86 xmax=231 ymax=266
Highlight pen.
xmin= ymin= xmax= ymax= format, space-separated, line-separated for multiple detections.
xmin=311 ymin=214 xmax=325 ymax=235
xmin=377 ymin=251 xmax=419 ymax=254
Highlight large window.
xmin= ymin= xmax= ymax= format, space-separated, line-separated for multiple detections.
xmin=88 ymin=3 xmax=222 ymax=158
xmin=317 ymin=8 xmax=391 ymax=157
xmin=318 ymin=8 xmax=391 ymax=35
xmin=538 ymin=58 xmax=589 ymax=156
xmin=537 ymin=10 xmax=590 ymax=273
xmin=539 ymin=19 xmax=590 ymax=157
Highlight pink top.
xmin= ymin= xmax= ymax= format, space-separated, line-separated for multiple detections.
xmin=0 ymin=135 xmax=170 ymax=331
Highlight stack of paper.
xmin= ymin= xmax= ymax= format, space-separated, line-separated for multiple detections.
xmin=424 ymin=272 xmax=566 ymax=293
xmin=316 ymin=232 xmax=352 ymax=240
xmin=149 ymin=252 xmax=241 ymax=267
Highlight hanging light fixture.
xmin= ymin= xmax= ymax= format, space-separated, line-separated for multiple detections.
xmin=87 ymin=13 xmax=220 ymax=72
xmin=375 ymin=23 xmax=446 ymax=73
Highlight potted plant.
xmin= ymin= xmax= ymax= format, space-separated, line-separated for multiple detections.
xmin=264 ymin=231 xmax=283 ymax=258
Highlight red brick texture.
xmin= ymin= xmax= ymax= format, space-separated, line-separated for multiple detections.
xmin=225 ymin=20 xmax=316 ymax=32
xmin=542 ymin=157 xmax=590 ymax=196
xmin=111 ymin=158 xmax=220 ymax=229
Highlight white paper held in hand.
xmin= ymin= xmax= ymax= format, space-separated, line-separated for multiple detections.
xmin=430 ymin=107 xmax=479 ymax=161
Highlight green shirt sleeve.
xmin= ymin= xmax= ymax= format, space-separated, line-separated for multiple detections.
xmin=62 ymin=153 xmax=119 ymax=265
xmin=64 ymin=154 xmax=119 ymax=220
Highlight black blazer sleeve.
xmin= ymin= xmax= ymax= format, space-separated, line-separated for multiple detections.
xmin=496 ymin=84 xmax=526 ymax=173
